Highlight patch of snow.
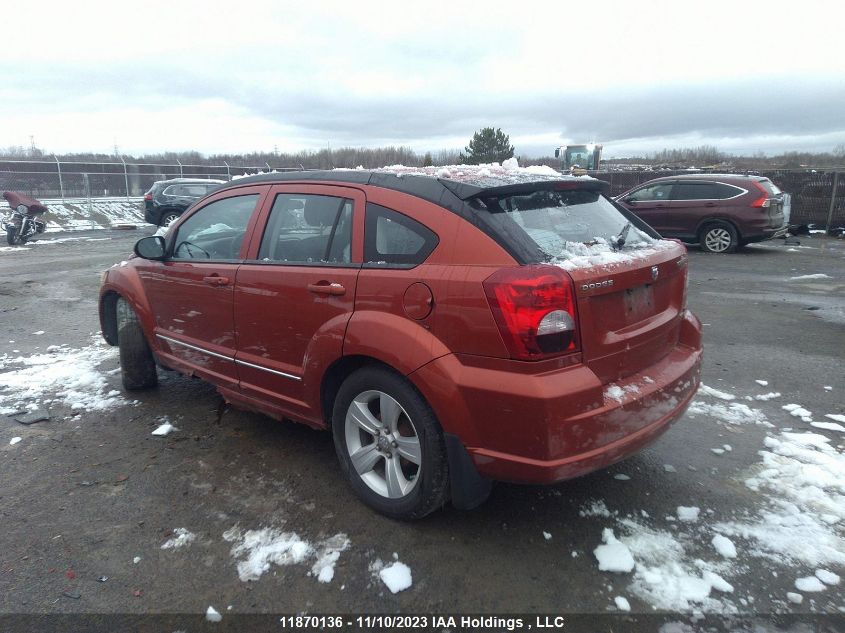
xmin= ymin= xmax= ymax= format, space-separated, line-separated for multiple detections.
xmin=580 ymin=500 xmax=614 ymax=518
xmin=789 ymin=273 xmax=831 ymax=281
xmin=786 ymin=592 xmax=803 ymax=604
xmin=9 ymin=436 xmax=22 ymax=445
xmin=614 ymin=474 xmax=631 ymax=481
xmin=161 ymin=528 xmax=196 ymax=550
xmin=823 ymin=386 xmax=832 ymax=391
xmin=0 ymin=338 xmax=124 ymax=414
xmin=614 ymin=596 xmax=631 ymax=611
xmin=711 ymin=535 xmax=737 ymax=559
xmin=151 ymin=422 xmax=177 ymax=436
xmin=206 ymin=606 xmax=222 ymax=622
xmin=755 ymin=380 xmax=768 ymax=386
xmin=754 ymin=392 xmax=781 ymax=401
xmin=223 ymin=526 xmax=349 ymax=583
xmin=825 ymin=414 xmax=845 ymax=424
xmin=310 ymin=534 xmax=350 ymax=584
xmin=133 ymin=556 xmax=141 ymax=564
xmin=686 ymin=400 xmax=771 ymax=427
xmin=594 ymin=529 xmax=635 ymax=573
xmin=795 ymin=576 xmax=826 ymax=592
xmin=699 ymin=384 xmax=736 ymax=400
xmin=553 ymin=237 xmax=676 ymax=272
xmin=711 ymin=448 xmax=725 ymax=455
xmin=715 ymin=431 xmax=845 ymax=567
xmin=677 ymin=507 xmax=700 ymax=523
xmin=379 ymin=561 xmax=413 ymax=593
xmin=815 ymin=569 xmax=840 ymax=585
xmin=543 ymin=531 xmax=552 ymax=540
xmin=663 ymin=464 xmax=677 ymax=473
xmin=782 ymin=403 xmax=813 ymax=422
xmin=812 ymin=421 xmax=845 ymax=432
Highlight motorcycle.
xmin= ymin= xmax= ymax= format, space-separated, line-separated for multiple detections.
xmin=3 ymin=191 xmax=48 ymax=245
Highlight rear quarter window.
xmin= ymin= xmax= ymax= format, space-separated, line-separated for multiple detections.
xmin=364 ymin=204 xmax=438 ymax=268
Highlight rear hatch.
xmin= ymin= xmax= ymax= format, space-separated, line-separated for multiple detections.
xmin=758 ymin=178 xmax=785 ymax=228
xmin=471 ymin=184 xmax=687 ymax=383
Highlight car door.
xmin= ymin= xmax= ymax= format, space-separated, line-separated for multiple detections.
xmin=662 ymin=181 xmax=721 ymax=238
xmin=233 ymin=185 xmax=364 ymax=423
xmin=135 ymin=187 xmax=266 ymax=390
xmin=620 ymin=182 xmax=674 ymax=233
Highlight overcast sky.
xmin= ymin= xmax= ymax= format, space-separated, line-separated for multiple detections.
xmin=2 ymin=0 xmax=844 ymax=159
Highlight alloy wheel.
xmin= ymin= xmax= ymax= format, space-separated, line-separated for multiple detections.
xmin=704 ymin=227 xmax=732 ymax=252
xmin=344 ymin=390 xmax=422 ymax=499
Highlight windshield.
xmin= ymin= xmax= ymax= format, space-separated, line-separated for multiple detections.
xmin=476 ymin=189 xmax=658 ymax=263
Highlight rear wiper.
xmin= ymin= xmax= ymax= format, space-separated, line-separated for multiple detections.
xmin=613 ymin=222 xmax=632 ymax=250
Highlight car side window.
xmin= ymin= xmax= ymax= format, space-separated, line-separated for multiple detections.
xmin=714 ymin=183 xmax=743 ymax=199
xmin=627 ymin=183 xmax=673 ymax=202
xmin=672 ymin=183 xmax=719 ymax=200
xmin=257 ymin=194 xmax=353 ymax=265
xmin=182 ymin=184 xmax=207 ymax=197
xmin=171 ymin=194 xmax=259 ymax=261
xmin=364 ymin=203 xmax=438 ymax=267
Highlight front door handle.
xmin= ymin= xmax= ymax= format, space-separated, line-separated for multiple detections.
xmin=308 ymin=281 xmax=346 ymax=296
xmin=203 ymin=275 xmax=230 ymax=287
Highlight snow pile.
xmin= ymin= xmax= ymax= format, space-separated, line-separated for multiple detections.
xmin=677 ymin=507 xmax=700 ymax=523
xmin=151 ymin=419 xmax=177 ymax=436
xmin=716 ymin=431 xmax=845 ymax=567
xmin=686 ymin=400 xmax=771 ymax=427
xmin=0 ymin=340 xmax=124 ymax=414
xmin=795 ymin=576 xmax=825 ymax=592
xmin=613 ymin=596 xmax=631 ymax=612
xmin=580 ymin=500 xmax=614 ymax=518
xmin=552 ymin=237 xmax=677 ymax=272
xmin=9 ymin=436 xmax=22 ymax=445
xmin=223 ymin=526 xmax=349 ymax=583
xmin=594 ymin=529 xmax=635 ymax=572
xmin=161 ymin=528 xmax=196 ymax=550
xmin=815 ymin=569 xmax=840 ymax=585
xmin=600 ymin=519 xmax=735 ymax=612
xmin=368 ymin=160 xmax=566 ymax=184
xmin=711 ymin=535 xmax=737 ymax=559
xmin=206 ymin=606 xmax=222 ymax=622
xmin=379 ymin=561 xmax=413 ymax=594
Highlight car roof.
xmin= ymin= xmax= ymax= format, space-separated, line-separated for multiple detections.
xmin=640 ymin=173 xmax=767 ymax=183
xmin=213 ymin=167 xmax=607 ymax=202
xmin=155 ymin=178 xmax=226 ymax=186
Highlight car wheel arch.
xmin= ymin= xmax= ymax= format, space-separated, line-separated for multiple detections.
xmin=320 ymin=355 xmax=398 ymax=427
xmin=696 ymin=217 xmax=742 ymax=241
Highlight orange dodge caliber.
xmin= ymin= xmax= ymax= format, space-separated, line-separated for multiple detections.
xmin=99 ymin=167 xmax=702 ymax=519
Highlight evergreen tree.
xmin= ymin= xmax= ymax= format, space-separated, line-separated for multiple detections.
xmin=460 ymin=127 xmax=515 ymax=165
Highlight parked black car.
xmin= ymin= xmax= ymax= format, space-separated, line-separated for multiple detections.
xmin=143 ymin=178 xmax=226 ymax=227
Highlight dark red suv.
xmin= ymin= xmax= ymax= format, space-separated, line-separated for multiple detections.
xmin=616 ymin=174 xmax=786 ymax=252
xmin=99 ymin=167 xmax=702 ymax=518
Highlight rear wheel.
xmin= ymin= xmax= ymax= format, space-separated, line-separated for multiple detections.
xmin=699 ymin=221 xmax=738 ymax=253
xmin=116 ymin=298 xmax=158 ymax=390
xmin=160 ymin=212 xmax=180 ymax=228
xmin=332 ymin=366 xmax=449 ymax=520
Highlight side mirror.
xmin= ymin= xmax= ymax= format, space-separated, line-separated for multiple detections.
xmin=134 ymin=236 xmax=166 ymax=260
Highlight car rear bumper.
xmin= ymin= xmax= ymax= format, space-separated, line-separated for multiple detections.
xmin=411 ymin=310 xmax=702 ymax=485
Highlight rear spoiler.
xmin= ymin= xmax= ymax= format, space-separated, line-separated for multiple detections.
xmin=438 ymin=177 xmax=610 ymax=201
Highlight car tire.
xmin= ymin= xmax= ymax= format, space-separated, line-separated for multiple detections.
xmin=6 ymin=226 xmax=18 ymax=245
xmin=699 ymin=221 xmax=738 ymax=253
xmin=160 ymin=212 xmax=180 ymax=228
xmin=116 ymin=297 xmax=158 ymax=390
xmin=332 ymin=366 xmax=449 ymax=520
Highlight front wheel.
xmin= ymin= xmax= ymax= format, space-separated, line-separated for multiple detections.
xmin=6 ymin=225 xmax=19 ymax=245
xmin=699 ymin=222 xmax=738 ymax=253
xmin=332 ymin=366 xmax=449 ymax=520
xmin=116 ymin=298 xmax=158 ymax=390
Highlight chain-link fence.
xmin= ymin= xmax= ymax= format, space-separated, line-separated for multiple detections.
xmin=590 ymin=169 xmax=843 ymax=227
xmin=0 ymin=159 xmax=287 ymax=200
xmin=1 ymin=159 xmax=842 ymax=228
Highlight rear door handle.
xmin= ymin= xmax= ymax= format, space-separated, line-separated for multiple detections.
xmin=203 ymin=275 xmax=230 ymax=287
xmin=308 ymin=281 xmax=346 ymax=296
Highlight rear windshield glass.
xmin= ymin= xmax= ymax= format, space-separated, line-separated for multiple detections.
xmin=475 ymin=189 xmax=658 ymax=263
xmin=759 ymin=179 xmax=782 ymax=196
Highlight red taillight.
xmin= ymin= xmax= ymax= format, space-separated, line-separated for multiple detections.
xmin=483 ymin=265 xmax=579 ymax=361
xmin=144 ymin=193 xmax=153 ymax=201
xmin=751 ymin=181 xmax=770 ymax=208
